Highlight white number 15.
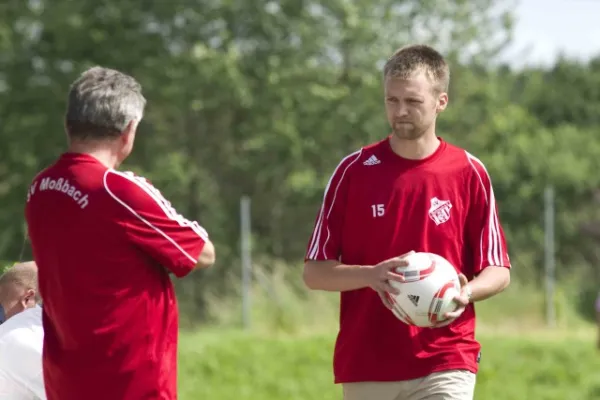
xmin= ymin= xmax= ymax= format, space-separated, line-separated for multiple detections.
xmin=371 ymin=204 xmax=385 ymax=217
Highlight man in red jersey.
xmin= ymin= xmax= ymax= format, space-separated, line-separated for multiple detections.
xmin=303 ymin=44 xmax=511 ymax=400
xmin=24 ymin=66 xmax=216 ymax=400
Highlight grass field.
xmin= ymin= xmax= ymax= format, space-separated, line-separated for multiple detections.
xmin=178 ymin=328 xmax=599 ymax=400
xmin=178 ymin=274 xmax=600 ymax=400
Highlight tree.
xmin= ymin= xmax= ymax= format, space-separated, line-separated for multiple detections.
xmin=0 ymin=0 xmax=528 ymax=322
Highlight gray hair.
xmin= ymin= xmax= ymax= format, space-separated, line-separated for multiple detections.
xmin=65 ymin=66 xmax=146 ymax=140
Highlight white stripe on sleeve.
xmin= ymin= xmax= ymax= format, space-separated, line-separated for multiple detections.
xmin=466 ymin=152 xmax=503 ymax=267
xmin=308 ymin=150 xmax=362 ymax=259
xmin=103 ymin=170 xmax=207 ymax=263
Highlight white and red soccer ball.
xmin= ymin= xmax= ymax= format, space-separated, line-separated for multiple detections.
xmin=387 ymin=252 xmax=461 ymax=328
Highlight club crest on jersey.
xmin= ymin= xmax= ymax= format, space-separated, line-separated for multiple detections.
xmin=428 ymin=197 xmax=452 ymax=225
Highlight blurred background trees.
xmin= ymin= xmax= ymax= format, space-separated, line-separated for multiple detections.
xmin=1 ymin=0 xmax=599 ymax=324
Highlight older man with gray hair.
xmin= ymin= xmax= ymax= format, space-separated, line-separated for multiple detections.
xmin=25 ymin=66 xmax=215 ymax=400
xmin=0 ymin=261 xmax=45 ymax=400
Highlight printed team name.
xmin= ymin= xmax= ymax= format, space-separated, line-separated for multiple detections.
xmin=28 ymin=177 xmax=89 ymax=209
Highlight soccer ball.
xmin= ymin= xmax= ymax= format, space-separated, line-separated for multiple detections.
xmin=387 ymin=252 xmax=461 ymax=328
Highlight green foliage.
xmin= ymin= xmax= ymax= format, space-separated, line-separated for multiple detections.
xmin=178 ymin=330 xmax=599 ymax=400
xmin=0 ymin=261 xmax=16 ymax=275
xmin=576 ymin=284 xmax=600 ymax=322
xmin=200 ymin=261 xmax=340 ymax=333
xmin=517 ymin=57 xmax=600 ymax=129
xmin=1 ymin=0 xmax=600 ymax=321
xmin=201 ymin=264 xmax=591 ymax=334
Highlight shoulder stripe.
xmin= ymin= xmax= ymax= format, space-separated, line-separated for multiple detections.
xmin=121 ymin=172 xmax=208 ymax=239
xmin=103 ymin=170 xmax=207 ymax=264
xmin=465 ymin=152 xmax=488 ymax=205
xmin=465 ymin=151 xmax=503 ymax=267
xmin=308 ymin=149 xmax=362 ymax=259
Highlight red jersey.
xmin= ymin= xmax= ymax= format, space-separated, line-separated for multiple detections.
xmin=305 ymin=137 xmax=510 ymax=383
xmin=25 ymin=153 xmax=207 ymax=400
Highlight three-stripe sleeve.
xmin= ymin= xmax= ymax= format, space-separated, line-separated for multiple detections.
xmin=104 ymin=170 xmax=208 ymax=277
xmin=465 ymin=152 xmax=511 ymax=272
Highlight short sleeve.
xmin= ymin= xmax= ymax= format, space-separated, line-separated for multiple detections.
xmin=465 ymin=154 xmax=511 ymax=273
xmin=305 ymin=151 xmax=361 ymax=262
xmin=104 ymin=170 xmax=208 ymax=278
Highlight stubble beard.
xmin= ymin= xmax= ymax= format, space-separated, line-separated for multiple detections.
xmin=392 ymin=124 xmax=426 ymax=141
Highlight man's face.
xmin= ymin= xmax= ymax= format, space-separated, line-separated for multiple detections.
xmin=384 ymin=70 xmax=448 ymax=140
xmin=0 ymin=284 xmax=36 ymax=322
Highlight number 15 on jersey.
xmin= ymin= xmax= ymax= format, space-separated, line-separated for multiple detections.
xmin=371 ymin=204 xmax=385 ymax=217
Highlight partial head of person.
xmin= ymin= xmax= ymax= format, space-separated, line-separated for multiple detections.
xmin=65 ymin=66 xmax=147 ymax=168
xmin=0 ymin=261 xmax=40 ymax=322
xmin=383 ymin=44 xmax=450 ymax=141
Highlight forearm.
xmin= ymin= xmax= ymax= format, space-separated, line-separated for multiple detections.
xmin=467 ymin=266 xmax=510 ymax=302
xmin=303 ymin=260 xmax=371 ymax=292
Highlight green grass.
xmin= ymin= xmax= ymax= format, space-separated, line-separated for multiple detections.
xmin=475 ymin=334 xmax=600 ymax=400
xmin=178 ymin=331 xmax=341 ymax=400
xmin=178 ymin=329 xmax=600 ymax=400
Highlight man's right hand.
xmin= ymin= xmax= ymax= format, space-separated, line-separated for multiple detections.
xmin=369 ymin=251 xmax=415 ymax=309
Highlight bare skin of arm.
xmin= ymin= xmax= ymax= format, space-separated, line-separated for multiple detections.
xmin=303 ymin=252 xmax=415 ymax=305
xmin=466 ymin=266 xmax=511 ymax=302
xmin=432 ymin=266 xmax=510 ymax=328
xmin=195 ymin=239 xmax=215 ymax=269
xmin=303 ymin=261 xmax=390 ymax=292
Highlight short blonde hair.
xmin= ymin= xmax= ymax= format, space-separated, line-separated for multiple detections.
xmin=0 ymin=261 xmax=40 ymax=302
xmin=383 ymin=44 xmax=450 ymax=93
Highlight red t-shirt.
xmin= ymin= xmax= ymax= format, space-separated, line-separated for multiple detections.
xmin=25 ymin=153 xmax=207 ymax=400
xmin=305 ymin=137 xmax=511 ymax=383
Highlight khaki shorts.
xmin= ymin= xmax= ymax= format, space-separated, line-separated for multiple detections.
xmin=342 ymin=370 xmax=476 ymax=400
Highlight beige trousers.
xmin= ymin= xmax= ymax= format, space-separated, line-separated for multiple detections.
xmin=342 ymin=370 xmax=476 ymax=400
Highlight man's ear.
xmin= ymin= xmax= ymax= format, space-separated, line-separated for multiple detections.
xmin=121 ymin=120 xmax=138 ymax=147
xmin=22 ymin=288 xmax=36 ymax=306
xmin=436 ymin=92 xmax=449 ymax=113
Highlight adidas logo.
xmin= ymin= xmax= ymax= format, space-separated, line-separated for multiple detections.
xmin=407 ymin=294 xmax=420 ymax=306
xmin=363 ymin=155 xmax=381 ymax=166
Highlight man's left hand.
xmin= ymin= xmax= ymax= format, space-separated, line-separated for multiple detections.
xmin=432 ymin=273 xmax=470 ymax=328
